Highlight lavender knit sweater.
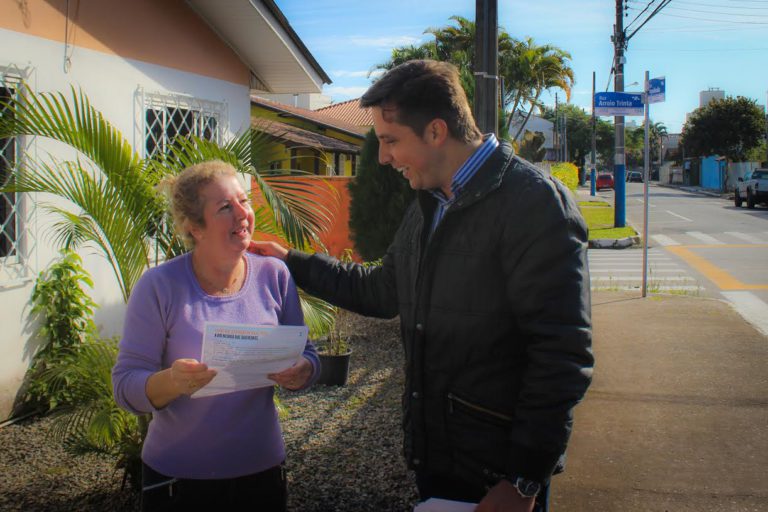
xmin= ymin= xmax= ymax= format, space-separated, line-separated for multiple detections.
xmin=112 ymin=252 xmax=319 ymax=479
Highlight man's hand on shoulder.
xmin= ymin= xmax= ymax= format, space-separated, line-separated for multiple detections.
xmin=249 ymin=241 xmax=289 ymax=261
xmin=475 ymin=480 xmax=535 ymax=512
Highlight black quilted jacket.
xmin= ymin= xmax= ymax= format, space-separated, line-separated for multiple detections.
xmin=286 ymin=141 xmax=593 ymax=486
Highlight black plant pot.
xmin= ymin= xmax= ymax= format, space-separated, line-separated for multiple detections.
xmin=317 ymin=351 xmax=352 ymax=386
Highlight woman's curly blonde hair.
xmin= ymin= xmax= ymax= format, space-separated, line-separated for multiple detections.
xmin=159 ymin=160 xmax=238 ymax=249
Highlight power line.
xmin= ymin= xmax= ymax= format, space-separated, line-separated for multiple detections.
xmin=664 ymin=5 xmax=768 ymax=16
xmin=670 ymin=0 xmax=768 ymax=9
xmin=654 ymin=10 xmax=768 ymax=22
xmin=626 ymin=0 xmax=657 ymax=31
xmin=626 ymin=0 xmax=674 ymax=41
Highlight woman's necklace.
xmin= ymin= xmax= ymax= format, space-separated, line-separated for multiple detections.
xmin=194 ymin=258 xmax=246 ymax=296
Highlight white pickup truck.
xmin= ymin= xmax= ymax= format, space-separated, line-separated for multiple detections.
xmin=734 ymin=168 xmax=768 ymax=209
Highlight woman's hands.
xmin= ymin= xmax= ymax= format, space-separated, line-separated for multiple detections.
xmin=269 ymin=356 xmax=314 ymax=391
xmin=170 ymin=359 xmax=218 ymax=395
xmin=146 ymin=359 xmax=217 ymax=409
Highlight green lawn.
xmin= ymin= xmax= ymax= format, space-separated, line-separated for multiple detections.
xmin=578 ymin=200 xmax=637 ymax=240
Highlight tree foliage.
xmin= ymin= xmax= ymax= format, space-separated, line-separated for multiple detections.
xmin=348 ymin=130 xmax=415 ymax=260
xmin=540 ymin=104 xmax=614 ymax=167
xmin=517 ymin=131 xmax=547 ymax=162
xmin=682 ymin=96 xmax=764 ymax=162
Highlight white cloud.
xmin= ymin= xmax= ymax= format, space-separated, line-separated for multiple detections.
xmin=333 ymin=69 xmax=385 ymax=79
xmin=348 ymin=35 xmax=423 ymax=48
xmin=323 ymin=86 xmax=371 ymax=99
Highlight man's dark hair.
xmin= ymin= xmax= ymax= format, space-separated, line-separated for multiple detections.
xmin=360 ymin=60 xmax=482 ymax=144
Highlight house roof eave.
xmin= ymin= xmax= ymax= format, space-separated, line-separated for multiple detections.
xmin=186 ymin=0 xmax=331 ymax=93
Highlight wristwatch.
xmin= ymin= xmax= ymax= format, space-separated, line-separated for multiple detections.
xmin=509 ymin=476 xmax=541 ymax=498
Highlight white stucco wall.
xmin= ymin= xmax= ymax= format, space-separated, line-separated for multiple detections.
xmin=0 ymin=28 xmax=250 ymax=419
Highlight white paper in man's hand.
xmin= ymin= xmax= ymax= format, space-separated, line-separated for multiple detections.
xmin=413 ymin=498 xmax=477 ymax=512
xmin=192 ymin=323 xmax=308 ymax=398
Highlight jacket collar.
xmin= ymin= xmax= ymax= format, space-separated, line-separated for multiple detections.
xmin=417 ymin=140 xmax=515 ymax=213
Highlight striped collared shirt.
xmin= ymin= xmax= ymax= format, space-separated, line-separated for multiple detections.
xmin=429 ymin=133 xmax=500 ymax=236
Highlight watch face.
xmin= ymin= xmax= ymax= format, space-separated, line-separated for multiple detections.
xmin=517 ymin=478 xmax=541 ymax=498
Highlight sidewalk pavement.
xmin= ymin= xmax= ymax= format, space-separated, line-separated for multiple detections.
xmin=551 ymin=291 xmax=768 ymax=511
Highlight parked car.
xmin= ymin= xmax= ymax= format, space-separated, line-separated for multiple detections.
xmin=626 ymin=171 xmax=643 ymax=183
xmin=734 ymin=169 xmax=768 ymax=209
xmin=596 ymin=172 xmax=614 ymax=190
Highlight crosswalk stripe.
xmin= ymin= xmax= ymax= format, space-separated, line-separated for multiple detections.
xmin=591 ymin=284 xmax=703 ymax=292
xmin=651 ymin=234 xmax=679 ymax=246
xmin=685 ymin=231 xmax=724 ymax=244
xmin=721 ymin=291 xmax=768 ymax=337
xmin=590 ymin=276 xmax=698 ymax=281
xmin=724 ymin=232 xmax=766 ymax=244
xmin=591 ymin=269 xmax=684 ymax=273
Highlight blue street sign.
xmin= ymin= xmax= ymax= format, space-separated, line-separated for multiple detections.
xmin=594 ymin=92 xmax=645 ymax=116
xmin=648 ymin=77 xmax=666 ymax=104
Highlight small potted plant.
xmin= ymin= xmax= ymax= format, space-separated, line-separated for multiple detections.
xmin=316 ymin=307 xmax=353 ymax=386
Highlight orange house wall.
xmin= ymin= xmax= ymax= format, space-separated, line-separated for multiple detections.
xmin=0 ymin=0 xmax=248 ymax=85
xmin=252 ymin=177 xmax=359 ymax=260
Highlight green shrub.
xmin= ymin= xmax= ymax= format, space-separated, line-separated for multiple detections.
xmin=26 ymin=250 xmax=98 ymax=411
xmin=348 ymin=129 xmax=415 ymax=260
xmin=40 ymin=337 xmax=148 ymax=491
xmin=551 ymin=162 xmax=579 ymax=191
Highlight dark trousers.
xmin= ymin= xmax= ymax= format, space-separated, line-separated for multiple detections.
xmin=416 ymin=472 xmax=550 ymax=512
xmin=141 ymin=462 xmax=287 ymax=512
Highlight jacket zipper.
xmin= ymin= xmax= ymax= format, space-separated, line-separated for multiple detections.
xmin=447 ymin=393 xmax=514 ymax=424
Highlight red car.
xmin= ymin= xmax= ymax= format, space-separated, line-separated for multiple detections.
xmin=596 ymin=172 xmax=614 ymax=190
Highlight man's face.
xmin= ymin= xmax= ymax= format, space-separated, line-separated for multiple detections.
xmin=372 ymin=106 xmax=444 ymax=191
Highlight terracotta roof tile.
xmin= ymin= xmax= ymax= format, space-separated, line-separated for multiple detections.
xmin=251 ymin=96 xmax=367 ymax=137
xmin=316 ymin=98 xmax=373 ymax=128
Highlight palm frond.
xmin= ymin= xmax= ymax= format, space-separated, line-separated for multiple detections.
xmin=4 ymin=158 xmax=152 ymax=299
xmin=299 ymin=291 xmax=337 ymax=339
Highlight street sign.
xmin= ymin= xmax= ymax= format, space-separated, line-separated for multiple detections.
xmin=648 ymin=77 xmax=666 ymax=104
xmin=594 ymin=92 xmax=645 ymax=116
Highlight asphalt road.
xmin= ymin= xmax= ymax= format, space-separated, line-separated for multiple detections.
xmin=591 ymin=182 xmax=768 ymax=336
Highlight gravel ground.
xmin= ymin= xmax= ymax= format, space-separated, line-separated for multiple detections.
xmin=0 ymin=315 xmax=419 ymax=511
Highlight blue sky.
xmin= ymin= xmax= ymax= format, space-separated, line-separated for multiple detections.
xmin=274 ymin=0 xmax=768 ymax=133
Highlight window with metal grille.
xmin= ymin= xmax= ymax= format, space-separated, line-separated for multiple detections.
xmin=1 ymin=85 xmax=18 ymax=259
xmin=141 ymin=91 xmax=225 ymax=159
xmin=0 ymin=67 xmax=36 ymax=284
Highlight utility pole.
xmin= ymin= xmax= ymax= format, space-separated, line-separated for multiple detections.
xmin=591 ymin=71 xmax=597 ymax=196
xmin=613 ymin=0 xmax=626 ymax=227
xmin=563 ymin=112 xmax=568 ymax=162
xmin=473 ymin=0 xmax=498 ymax=136
xmin=554 ymin=93 xmax=559 ymax=161
xmin=642 ymin=70 xmax=650 ymax=297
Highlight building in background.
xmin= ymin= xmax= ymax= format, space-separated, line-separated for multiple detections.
xmin=251 ymin=96 xmax=365 ymax=176
xmin=700 ymin=88 xmax=725 ymax=108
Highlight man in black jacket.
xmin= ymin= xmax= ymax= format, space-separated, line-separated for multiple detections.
xmin=252 ymin=60 xmax=593 ymax=512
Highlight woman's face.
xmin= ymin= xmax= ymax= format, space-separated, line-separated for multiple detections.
xmin=189 ymin=175 xmax=254 ymax=255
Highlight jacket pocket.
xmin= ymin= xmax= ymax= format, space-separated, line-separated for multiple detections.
xmin=445 ymin=392 xmax=514 ymax=486
xmin=447 ymin=392 xmax=514 ymax=428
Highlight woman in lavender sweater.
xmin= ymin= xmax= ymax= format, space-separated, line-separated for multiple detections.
xmin=112 ymin=161 xmax=319 ymax=511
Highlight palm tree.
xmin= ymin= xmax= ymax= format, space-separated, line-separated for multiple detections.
xmin=511 ymin=40 xmax=574 ymax=140
xmin=650 ymin=121 xmax=668 ymax=163
xmin=0 ymin=86 xmax=336 ymax=306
